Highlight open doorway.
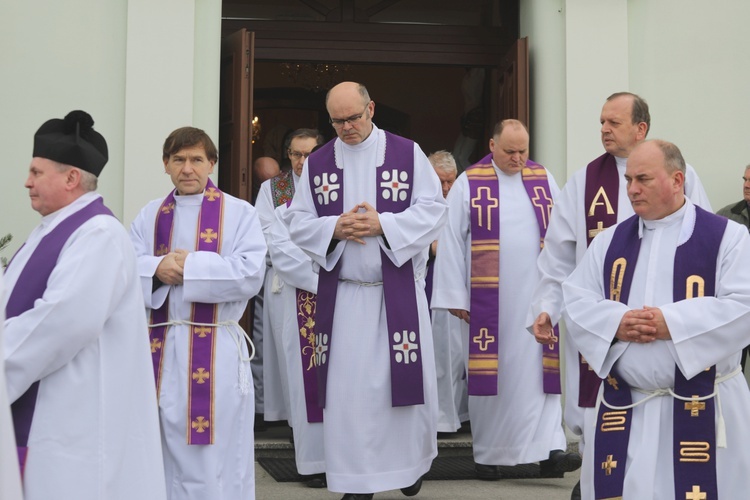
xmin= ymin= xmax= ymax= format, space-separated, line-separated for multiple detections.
xmin=251 ymin=62 xmax=490 ymax=173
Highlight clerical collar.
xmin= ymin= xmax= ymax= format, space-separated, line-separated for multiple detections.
xmin=173 ymin=190 xmax=205 ymax=205
xmin=640 ymin=198 xmax=690 ymax=234
xmin=333 ymin=124 xmax=386 ymax=169
xmin=615 ymin=156 xmax=627 ymax=169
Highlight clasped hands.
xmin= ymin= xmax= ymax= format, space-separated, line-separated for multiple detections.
xmin=615 ymin=306 xmax=671 ymax=343
xmin=531 ymin=307 xmax=671 ymax=346
xmin=333 ymin=202 xmax=383 ymax=244
xmin=155 ymin=248 xmax=188 ymax=285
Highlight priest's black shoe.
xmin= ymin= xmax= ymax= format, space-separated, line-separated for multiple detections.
xmin=400 ymin=476 xmax=423 ymax=496
xmin=302 ymin=473 xmax=326 ymax=488
xmin=539 ymin=449 xmax=582 ymax=478
xmin=570 ymin=480 xmax=582 ymax=500
xmin=475 ymin=463 xmax=501 ymax=481
xmin=341 ymin=494 xmax=374 ymax=500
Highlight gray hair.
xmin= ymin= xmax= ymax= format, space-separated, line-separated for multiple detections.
xmin=428 ymin=150 xmax=457 ymax=174
xmin=53 ymin=162 xmax=98 ymax=192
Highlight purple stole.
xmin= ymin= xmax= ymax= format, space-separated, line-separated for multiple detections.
xmin=6 ymin=197 xmax=114 ymax=475
xmin=273 ymin=173 xmax=322 ymax=421
xmin=580 ymin=153 xmax=620 ymax=407
xmin=465 ymin=154 xmax=560 ymax=396
xmin=149 ymin=179 xmax=224 ymax=445
xmin=271 ymin=170 xmax=295 ymax=207
xmin=594 ymin=206 xmax=724 ymax=500
xmin=307 ymin=132 xmax=425 ymax=407
xmin=295 ymin=289 xmax=323 ymax=422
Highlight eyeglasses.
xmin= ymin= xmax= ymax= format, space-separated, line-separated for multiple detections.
xmin=329 ymin=103 xmax=370 ymax=129
xmin=288 ymin=150 xmax=313 ymax=160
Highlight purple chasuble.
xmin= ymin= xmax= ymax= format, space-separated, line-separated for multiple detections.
xmin=580 ymin=153 xmax=619 ymax=407
xmin=465 ymin=155 xmax=560 ymax=396
xmin=594 ymin=207 xmax=724 ymax=500
xmin=6 ymin=197 xmax=114 ymax=475
xmin=149 ymin=179 xmax=224 ymax=445
xmin=307 ymin=132 xmax=425 ymax=408
xmin=271 ymin=170 xmax=295 ymax=207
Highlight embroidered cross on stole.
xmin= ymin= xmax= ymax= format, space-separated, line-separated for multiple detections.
xmin=150 ymin=179 xmax=224 ymax=445
xmin=6 ymin=198 xmax=114 ymax=476
xmin=465 ymin=155 xmax=560 ymax=396
xmin=594 ymin=207 xmax=725 ymax=499
xmin=308 ymin=132 xmax=425 ymax=408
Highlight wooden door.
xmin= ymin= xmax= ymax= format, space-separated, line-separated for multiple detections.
xmin=493 ymin=36 xmax=529 ymax=129
xmin=219 ymin=29 xmax=254 ymax=201
xmin=218 ymin=29 xmax=256 ymax=342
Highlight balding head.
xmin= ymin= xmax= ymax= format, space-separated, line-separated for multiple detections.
xmin=253 ymin=156 xmax=280 ymax=184
xmin=326 ymin=81 xmax=374 ymax=145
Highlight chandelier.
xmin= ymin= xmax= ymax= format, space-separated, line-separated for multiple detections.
xmin=279 ymin=63 xmax=351 ymax=92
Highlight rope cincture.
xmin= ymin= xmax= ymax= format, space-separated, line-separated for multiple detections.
xmin=148 ymin=319 xmax=255 ymax=395
xmin=598 ymin=365 xmax=742 ymax=448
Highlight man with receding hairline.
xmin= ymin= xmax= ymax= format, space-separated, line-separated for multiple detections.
xmin=433 ymin=119 xmax=579 ymax=480
xmin=284 ymin=81 xmax=447 ymax=499
xmin=563 ymin=139 xmax=750 ymax=499
xmin=527 ymin=92 xmax=712 ymax=499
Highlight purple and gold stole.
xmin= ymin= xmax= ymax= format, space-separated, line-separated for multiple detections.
xmin=580 ymin=153 xmax=619 ymax=407
xmin=287 ymin=198 xmax=324 ymax=423
xmin=295 ymin=289 xmax=322 ymax=422
xmin=465 ymin=155 xmax=560 ymax=395
xmin=594 ymin=207 xmax=724 ymax=499
xmin=308 ymin=132 xmax=425 ymax=408
xmin=6 ymin=197 xmax=114 ymax=475
xmin=149 ymin=179 xmax=224 ymax=445
xmin=271 ymin=170 xmax=295 ymax=207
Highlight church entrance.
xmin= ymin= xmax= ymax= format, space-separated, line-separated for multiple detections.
xmin=217 ymin=0 xmax=525 ymax=201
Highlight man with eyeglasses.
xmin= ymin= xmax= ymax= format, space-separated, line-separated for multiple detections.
xmin=716 ymin=164 xmax=750 ymax=370
xmin=284 ymin=82 xmax=448 ymax=500
xmin=252 ymin=129 xmax=324 ymax=438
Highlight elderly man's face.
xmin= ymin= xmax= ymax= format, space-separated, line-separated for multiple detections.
xmin=25 ymin=157 xmax=72 ymax=216
xmin=164 ymin=145 xmax=215 ymax=196
xmin=435 ymin=168 xmax=456 ymax=198
xmin=489 ymin=125 xmax=529 ymax=176
xmin=600 ymin=96 xmax=645 ymax=158
xmin=625 ymin=142 xmax=683 ymax=220
xmin=288 ymin=136 xmax=318 ymax=177
xmin=742 ymin=168 xmax=750 ymax=203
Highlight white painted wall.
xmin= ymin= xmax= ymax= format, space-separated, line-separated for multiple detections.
xmin=523 ymin=0 xmax=750 ymax=210
xmin=0 ymin=0 xmax=221 ymax=260
xmin=520 ymin=0 xmax=567 ymax=183
xmin=627 ymin=0 xmax=750 ymax=211
xmin=0 ymin=0 xmax=127 ymax=258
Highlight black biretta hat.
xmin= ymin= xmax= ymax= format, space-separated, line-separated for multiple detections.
xmin=33 ymin=110 xmax=108 ymax=177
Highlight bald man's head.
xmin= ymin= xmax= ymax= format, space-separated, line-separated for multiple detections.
xmin=253 ymin=156 xmax=280 ymax=184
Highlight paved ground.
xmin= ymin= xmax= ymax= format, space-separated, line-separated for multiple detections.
xmin=254 ymin=424 xmax=579 ymax=500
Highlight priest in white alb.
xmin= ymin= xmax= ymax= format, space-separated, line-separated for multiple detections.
xmin=4 ymin=110 xmax=166 ymax=500
xmin=283 ymin=81 xmax=447 ymax=500
xmin=267 ymin=202 xmax=326 ymax=488
xmin=562 ymin=139 xmax=750 ymax=499
xmin=432 ymin=119 xmax=579 ymax=480
xmin=130 ymin=127 xmax=266 ymax=500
